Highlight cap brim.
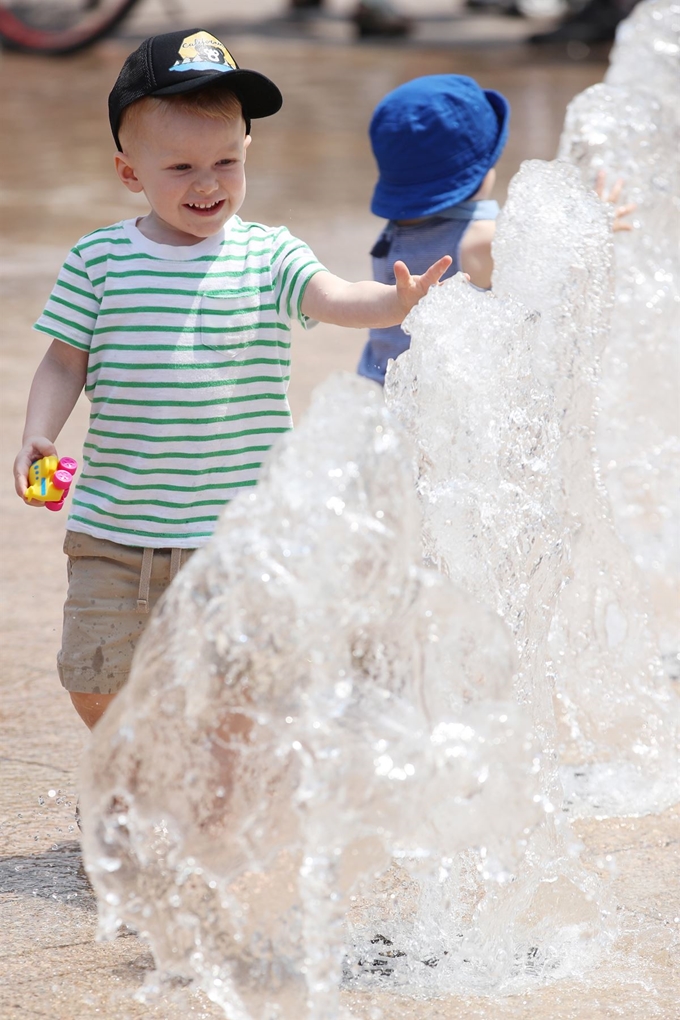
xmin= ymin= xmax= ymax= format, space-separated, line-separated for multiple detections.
xmin=371 ymin=166 xmax=486 ymax=220
xmin=152 ymin=67 xmax=282 ymax=120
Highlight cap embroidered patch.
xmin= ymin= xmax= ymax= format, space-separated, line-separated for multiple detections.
xmin=170 ymin=31 xmax=237 ymax=73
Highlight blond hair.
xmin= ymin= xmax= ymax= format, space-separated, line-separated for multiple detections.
xmin=119 ymin=84 xmax=245 ymax=147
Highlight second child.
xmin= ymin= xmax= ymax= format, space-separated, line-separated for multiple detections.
xmin=358 ymin=75 xmax=507 ymax=385
xmin=358 ymin=74 xmax=634 ymax=385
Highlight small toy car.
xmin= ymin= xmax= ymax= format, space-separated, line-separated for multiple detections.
xmin=25 ymin=455 xmax=78 ymax=511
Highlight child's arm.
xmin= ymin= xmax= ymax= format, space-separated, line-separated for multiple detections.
xmin=459 ymin=220 xmax=496 ymax=291
xmin=301 ymin=256 xmax=453 ymax=328
xmin=14 ymin=339 xmax=88 ymax=505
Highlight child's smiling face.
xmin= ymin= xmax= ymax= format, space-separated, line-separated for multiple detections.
xmin=115 ymin=101 xmax=251 ymax=246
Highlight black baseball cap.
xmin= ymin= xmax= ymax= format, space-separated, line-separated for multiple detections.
xmin=109 ymin=28 xmax=283 ymax=150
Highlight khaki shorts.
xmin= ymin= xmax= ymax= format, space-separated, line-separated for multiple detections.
xmin=58 ymin=531 xmax=195 ymax=695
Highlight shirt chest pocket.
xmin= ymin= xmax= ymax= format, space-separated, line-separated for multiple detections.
xmin=199 ymin=294 xmax=260 ymax=357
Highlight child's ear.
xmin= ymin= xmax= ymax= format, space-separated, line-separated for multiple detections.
xmin=114 ymin=152 xmax=144 ymax=194
xmin=244 ymin=134 xmax=252 ymax=154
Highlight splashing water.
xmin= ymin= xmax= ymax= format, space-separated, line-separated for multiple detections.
xmin=80 ymin=2 xmax=679 ymax=1016
xmin=387 ymin=154 xmax=678 ymax=818
xmin=558 ymin=0 xmax=680 ymax=681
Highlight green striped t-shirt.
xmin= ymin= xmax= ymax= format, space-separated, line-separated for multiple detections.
xmin=34 ymin=216 xmax=326 ymax=548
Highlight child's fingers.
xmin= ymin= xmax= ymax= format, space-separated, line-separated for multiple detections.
xmin=14 ymin=464 xmax=34 ymax=501
xmin=14 ymin=454 xmax=31 ymax=498
xmin=615 ymin=202 xmax=637 ymax=216
xmin=15 ymin=469 xmax=38 ymax=502
xmin=612 ymin=202 xmax=636 ymax=233
xmin=422 ymin=255 xmax=453 ymax=287
xmin=16 ymin=467 xmax=47 ymax=505
xmin=393 ymin=260 xmax=410 ymax=286
xmin=434 ymin=254 xmax=453 ymax=277
xmin=594 ymin=169 xmax=606 ymax=199
xmin=394 ymin=256 xmax=452 ymax=289
xmin=607 ymin=177 xmax=624 ymax=204
xmin=595 ymin=172 xmax=627 ymax=206
xmin=13 ymin=438 xmax=57 ymax=502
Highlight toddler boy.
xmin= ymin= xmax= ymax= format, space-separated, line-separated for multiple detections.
xmin=13 ymin=29 xmax=451 ymax=730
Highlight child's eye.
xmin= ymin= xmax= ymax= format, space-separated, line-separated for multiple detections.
xmin=217 ymin=159 xmax=235 ymax=167
xmin=171 ymin=164 xmax=191 ymax=171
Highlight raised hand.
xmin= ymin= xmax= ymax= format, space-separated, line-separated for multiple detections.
xmin=595 ymin=170 xmax=636 ymax=233
xmin=393 ymin=255 xmax=454 ymax=317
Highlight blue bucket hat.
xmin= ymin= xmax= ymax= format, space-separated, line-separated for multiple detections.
xmin=369 ymin=75 xmax=510 ymax=221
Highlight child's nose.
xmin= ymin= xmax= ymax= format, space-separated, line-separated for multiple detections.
xmin=195 ymin=172 xmax=219 ymax=194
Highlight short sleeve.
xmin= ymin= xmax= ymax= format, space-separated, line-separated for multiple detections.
xmin=33 ymin=247 xmax=101 ymax=351
xmin=270 ymin=227 xmax=326 ymax=328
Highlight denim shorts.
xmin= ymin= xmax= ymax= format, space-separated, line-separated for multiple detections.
xmin=58 ymin=531 xmax=194 ymax=694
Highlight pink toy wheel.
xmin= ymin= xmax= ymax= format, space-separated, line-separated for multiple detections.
xmin=58 ymin=457 xmax=78 ymax=474
xmin=45 ymin=500 xmax=65 ymax=512
xmin=53 ymin=469 xmax=73 ymax=491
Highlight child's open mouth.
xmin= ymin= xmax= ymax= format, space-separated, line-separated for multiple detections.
xmin=184 ymin=199 xmax=225 ymax=216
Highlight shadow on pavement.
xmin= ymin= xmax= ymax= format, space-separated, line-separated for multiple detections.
xmin=0 ymin=840 xmax=96 ymax=910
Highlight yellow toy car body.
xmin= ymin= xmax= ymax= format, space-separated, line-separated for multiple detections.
xmin=25 ymin=455 xmax=78 ymax=511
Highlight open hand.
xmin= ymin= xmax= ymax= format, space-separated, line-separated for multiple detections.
xmin=595 ymin=170 xmax=636 ymax=233
xmin=394 ymin=255 xmax=454 ymax=317
xmin=14 ymin=436 xmax=58 ymax=505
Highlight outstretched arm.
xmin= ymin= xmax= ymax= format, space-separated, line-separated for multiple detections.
xmin=300 ymin=255 xmax=453 ymax=328
xmin=14 ymin=339 xmax=88 ymax=504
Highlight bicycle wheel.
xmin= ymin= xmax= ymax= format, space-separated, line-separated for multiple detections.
xmin=0 ymin=0 xmax=141 ymax=55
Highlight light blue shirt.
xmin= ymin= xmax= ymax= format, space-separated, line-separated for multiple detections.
xmin=357 ymin=199 xmax=500 ymax=385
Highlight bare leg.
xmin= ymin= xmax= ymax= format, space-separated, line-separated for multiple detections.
xmin=69 ymin=691 xmax=117 ymax=730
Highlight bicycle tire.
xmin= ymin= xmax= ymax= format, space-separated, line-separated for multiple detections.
xmin=0 ymin=0 xmax=141 ymax=55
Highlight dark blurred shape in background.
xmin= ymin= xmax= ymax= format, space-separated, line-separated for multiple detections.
xmin=290 ymin=0 xmax=411 ymax=38
xmin=0 ymin=0 xmax=636 ymax=56
xmin=529 ymin=0 xmax=638 ymax=43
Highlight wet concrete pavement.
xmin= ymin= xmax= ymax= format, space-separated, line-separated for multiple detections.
xmin=1 ymin=14 xmax=679 ymax=1020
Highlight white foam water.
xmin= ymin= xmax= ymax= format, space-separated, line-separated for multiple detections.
xmin=80 ymin=378 xmax=551 ymax=1016
xmin=558 ymin=0 xmax=680 ymax=681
